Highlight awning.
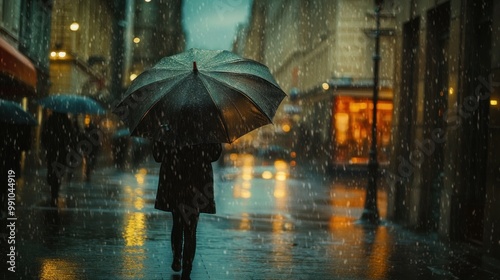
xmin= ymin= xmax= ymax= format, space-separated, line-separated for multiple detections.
xmin=0 ymin=37 xmax=37 ymax=90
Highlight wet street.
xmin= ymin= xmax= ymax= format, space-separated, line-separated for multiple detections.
xmin=2 ymin=154 xmax=500 ymax=280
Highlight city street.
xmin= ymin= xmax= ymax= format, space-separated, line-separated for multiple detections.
xmin=2 ymin=154 xmax=499 ymax=280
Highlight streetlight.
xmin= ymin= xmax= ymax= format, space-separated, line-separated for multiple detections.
xmin=360 ymin=0 xmax=383 ymax=224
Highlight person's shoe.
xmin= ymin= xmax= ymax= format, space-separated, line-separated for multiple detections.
xmin=181 ymin=271 xmax=191 ymax=280
xmin=171 ymin=258 xmax=182 ymax=272
xmin=181 ymin=263 xmax=191 ymax=279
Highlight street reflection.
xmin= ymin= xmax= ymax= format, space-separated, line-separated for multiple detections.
xmin=233 ymin=154 xmax=254 ymax=199
xmin=120 ymin=169 xmax=148 ymax=279
xmin=271 ymin=165 xmax=292 ymax=273
xmin=239 ymin=212 xmax=251 ymax=230
xmin=123 ymin=212 xmax=146 ymax=246
xmin=366 ymin=226 xmax=391 ymax=280
xmin=329 ymin=181 xmax=387 ymax=219
xmin=40 ymin=259 xmax=79 ymax=280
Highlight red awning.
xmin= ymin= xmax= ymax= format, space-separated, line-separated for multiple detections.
xmin=0 ymin=37 xmax=37 ymax=90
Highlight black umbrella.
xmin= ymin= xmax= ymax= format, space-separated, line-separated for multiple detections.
xmin=113 ymin=48 xmax=286 ymax=144
xmin=37 ymin=94 xmax=106 ymax=115
xmin=0 ymin=98 xmax=37 ymax=125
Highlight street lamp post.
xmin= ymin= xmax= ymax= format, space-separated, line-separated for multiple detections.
xmin=360 ymin=0 xmax=383 ymax=224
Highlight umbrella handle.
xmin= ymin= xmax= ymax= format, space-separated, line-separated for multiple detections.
xmin=193 ymin=61 xmax=198 ymax=73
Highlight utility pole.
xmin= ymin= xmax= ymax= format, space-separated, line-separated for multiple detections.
xmin=360 ymin=0 xmax=383 ymax=224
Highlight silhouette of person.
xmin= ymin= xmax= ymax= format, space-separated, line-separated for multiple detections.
xmin=83 ymin=120 xmax=100 ymax=181
xmin=41 ymin=111 xmax=77 ymax=206
xmin=153 ymin=137 xmax=221 ymax=280
xmin=0 ymin=123 xmax=31 ymax=218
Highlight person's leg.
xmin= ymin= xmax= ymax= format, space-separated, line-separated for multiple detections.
xmin=171 ymin=211 xmax=183 ymax=271
xmin=181 ymin=213 xmax=199 ymax=279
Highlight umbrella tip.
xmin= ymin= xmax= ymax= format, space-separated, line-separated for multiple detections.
xmin=193 ymin=61 xmax=198 ymax=73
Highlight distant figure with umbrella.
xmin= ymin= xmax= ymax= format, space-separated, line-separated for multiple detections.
xmin=37 ymin=94 xmax=106 ymax=204
xmin=153 ymin=125 xmax=221 ymax=278
xmin=0 ymin=99 xmax=37 ymax=218
xmin=41 ymin=111 xmax=78 ymax=206
xmin=114 ymin=48 xmax=286 ymax=279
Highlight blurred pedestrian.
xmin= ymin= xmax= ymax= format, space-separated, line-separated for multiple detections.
xmin=111 ymin=128 xmax=130 ymax=170
xmin=41 ymin=111 xmax=78 ymax=206
xmin=83 ymin=119 xmax=100 ymax=181
xmin=153 ymin=136 xmax=221 ymax=280
xmin=0 ymin=123 xmax=31 ymax=218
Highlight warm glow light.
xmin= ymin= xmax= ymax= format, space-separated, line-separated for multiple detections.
xmin=491 ymin=100 xmax=498 ymax=106
xmin=130 ymin=73 xmax=138 ymax=81
xmin=40 ymin=259 xmax=78 ymax=279
xmin=262 ymin=171 xmax=273 ymax=179
xmin=449 ymin=87 xmax=454 ymax=95
xmin=58 ymin=51 xmax=66 ymax=58
xmin=239 ymin=213 xmax=251 ymax=230
xmin=234 ymin=183 xmax=252 ymax=199
xmin=241 ymin=190 xmax=251 ymax=198
xmin=274 ymin=160 xmax=288 ymax=169
xmin=334 ymin=113 xmax=349 ymax=132
xmin=50 ymin=51 xmax=57 ymax=57
xmin=349 ymin=102 xmax=368 ymax=112
xmin=135 ymin=168 xmax=147 ymax=185
xmin=123 ymin=212 xmax=146 ymax=246
xmin=322 ymin=82 xmax=330 ymax=90
xmin=282 ymin=124 xmax=291 ymax=132
xmin=242 ymin=172 xmax=252 ymax=181
xmin=133 ymin=37 xmax=141 ymax=44
xmin=229 ymin=153 xmax=239 ymax=161
xmin=378 ymin=103 xmax=393 ymax=110
xmin=275 ymin=171 xmax=287 ymax=181
xmin=84 ymin=115 xmax=90 ymax=126
xmin=70 ymin=22 xmax=79 ymax=31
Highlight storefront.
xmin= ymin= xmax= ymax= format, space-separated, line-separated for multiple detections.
xmin=0 ymin=37 xmax=37 ymax=101
xmin=291 ymin=85 xmax=393 ymax=169
xmin=332 ymin=93 xmax=393 ymax=164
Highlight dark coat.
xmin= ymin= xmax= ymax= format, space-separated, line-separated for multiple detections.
xmin=153 ymin=141 xmax=222 ymax=215
xmin=41 ymin=112 xmax=76 ymax=163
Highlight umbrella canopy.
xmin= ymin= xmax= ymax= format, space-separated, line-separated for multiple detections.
xmin=37 ymin=94 xmax=106 ymax=115
xmin=113 ymin=48 xmax=286 ymax=144
xmin=0 ymin=98 xmax=37 ymax=125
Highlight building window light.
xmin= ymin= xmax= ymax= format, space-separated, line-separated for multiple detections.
xmin=322 ymin=82 xmax=330 ymax=90
xmin=70 ymin=22 xmax=79 ymax=31
xmin=50 ymin=51 xmax=67 ymax=59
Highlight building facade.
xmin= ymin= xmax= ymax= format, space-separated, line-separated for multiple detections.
xmin=0 ymin=0 xmax=52 ymax=104
xmin=49 ymin=0 xmax=114 ymax=102
xmin=234 ymin=0 xmax=397 ymax=168
xmin=0 ymin=0 xmax=52 ymax=169
xmin=128 ymin=0 xmax=185 ymax=83
xmin=387 ymin=0 xmax=500 ymax=265
xmin=49 ymin=0 xmax=185 ymax=104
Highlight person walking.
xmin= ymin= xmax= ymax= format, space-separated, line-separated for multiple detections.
xmin=83 ymin=119 xmax=100 ymax=181
xmin=153 ymin=137 xmax=221 ymax=280
xmin=41 ymin=111 xmax=77 ymax=206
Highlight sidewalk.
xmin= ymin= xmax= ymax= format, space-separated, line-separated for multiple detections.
xmin=2 ymin=159 xmax=500 ymax=280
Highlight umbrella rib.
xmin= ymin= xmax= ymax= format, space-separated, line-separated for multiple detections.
xmin=197 ymin=75 xmax=233 ymax=142
xmin=202 ymin=73 xmax=282 ymax=122
xmin=121 ymin=70 xmax=190 ymax=100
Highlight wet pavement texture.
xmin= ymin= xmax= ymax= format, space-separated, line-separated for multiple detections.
xmin=2 ymin=155 xmax=500 ymax=280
